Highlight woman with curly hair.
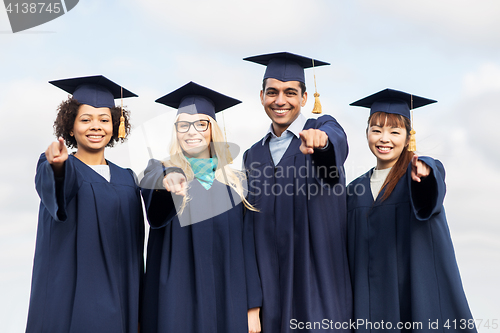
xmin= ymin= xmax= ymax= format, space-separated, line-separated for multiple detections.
xmin=26 ymin=75 xmax=144 ymax=333
xmin=347 ymin=89 xmax=476 ymax=333
xmin=139 ymin=82 xmax=262 ymax=333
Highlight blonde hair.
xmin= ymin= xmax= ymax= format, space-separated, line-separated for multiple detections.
xmin=164 ymin=114 xmax=257 ymax=214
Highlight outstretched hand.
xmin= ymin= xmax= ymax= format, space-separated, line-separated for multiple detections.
xmin=299 ymin=129 xmax=328 ymax=155
xmin=46 ymin=137 xmax=68 ymax=165
xmin=163 ymin=172 xmax=188 ymax=196
xmin=45 ymin=138 xmax=68 ymax=176
xmin=411 ymin=155 xmax=431 ymax=182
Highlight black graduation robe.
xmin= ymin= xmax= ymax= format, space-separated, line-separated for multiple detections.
xmin=243 ymin=115 xmax=352 ymax=333
xmin=139 ymin=159 xmax=262 ymax=333
xmin=26 ymin=154 xmax=144 ymax=333
xmin=347 ymin=156 xmax=476 ymax=333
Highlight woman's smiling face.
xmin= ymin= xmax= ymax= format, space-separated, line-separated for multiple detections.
xmin=367 ymin=113 xmax=409 ymax=170
xmin=176 ymin=113 xmax=212 ymax=159
xmin=71 ymin=104 xmax=113 ymax=154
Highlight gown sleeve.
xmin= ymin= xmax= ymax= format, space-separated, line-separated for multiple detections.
xmin=139 ymin=159 xmax=181 ymax=229
xmin=310 ymin=115 xmax=349 ymax=185
xmin=408 ymin=156 xmax=446 ymax=221
xmin=242 ymin=150 xmax=263 ymax=309
xmin=35 ymin=153 xmax=81 ymax=222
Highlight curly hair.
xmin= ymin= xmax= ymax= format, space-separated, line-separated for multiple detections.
xmin=53 ymin=96 xmax=131 ymax=149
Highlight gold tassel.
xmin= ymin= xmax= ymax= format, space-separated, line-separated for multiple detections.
xmin=118 ymin=116 xmax=126 ymax=139
xmin=408 ymin=129 xmax=416 ymax=152
xmin=118 ymin=86 xmax=126 ymax=139
xmin=311 ymin=59 xmax=322 ymax=114
xmin=312 ymin=92 xmax=322 ymax=114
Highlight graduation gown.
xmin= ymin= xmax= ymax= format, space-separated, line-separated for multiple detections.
xmin=26 ymin=154 xmax=145 ymax=333
xmin=139 ymin=159 xmax=262 ymax=333
xmin=243 ymin=115 xmax=352 ymax=333
xmin=347 ymin=157 xmax=476 ymax=333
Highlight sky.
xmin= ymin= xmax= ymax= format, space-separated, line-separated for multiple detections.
xmin=1 ymin=0 xmax=500 ymax=331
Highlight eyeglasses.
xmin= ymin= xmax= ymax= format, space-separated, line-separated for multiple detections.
xmin=174 ymin=119 xmax=210 ymax=133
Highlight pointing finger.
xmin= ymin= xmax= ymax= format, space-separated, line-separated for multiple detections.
xmin=51 ymin=141 xmax=61 ymax=158
xmin=411 ymin=154 xmax=419 ymax=167
xmin=163 ymin=177 xmax=171 ymax=191
xmin=58 ymin=137 xmax=68 ymax=155
xmin=58 ymin=137 xmax=65 ymax=150
xmin=299 ymin=141 xmax=314 ymax=155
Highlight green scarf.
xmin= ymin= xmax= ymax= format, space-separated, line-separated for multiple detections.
xmin=186 ymin=157 xmax=218 ymax=190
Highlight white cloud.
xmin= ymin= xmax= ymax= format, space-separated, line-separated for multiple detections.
xmin=448 ymin=63 xmax=500 ymax=165
xmin=360 ymin=0 xmax=500 ymax=46
xmin=462 ymin=63 xmax=500 ymax=97
xmin=134 ymin=0 xmax=333 ymax=50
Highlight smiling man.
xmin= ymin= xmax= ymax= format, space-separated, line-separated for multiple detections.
xmin=242 ymin=52 xmax=352 ymax=332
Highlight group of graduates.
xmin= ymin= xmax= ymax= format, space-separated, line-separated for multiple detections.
xmin=26 ymin=52 xmax=476 ymax=333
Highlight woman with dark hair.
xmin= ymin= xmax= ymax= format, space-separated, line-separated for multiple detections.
xmin=26 ymin=75 xmax=144 ymax=333
xmin=347 ymin=89 xmax=476 ymax=333
xmin=139 ymin=82 xmax=262 ymax=333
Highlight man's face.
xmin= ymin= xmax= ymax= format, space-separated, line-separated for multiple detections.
xmin=260 ymin=78 xmax=307 ymax=136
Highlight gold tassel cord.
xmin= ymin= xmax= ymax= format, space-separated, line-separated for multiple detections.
xmin=407 ymin=94 xmax=416 ymax=152
xmin=118 ymin=86 xmax=126 ymax=139
xmin=311 ymin=59 xmax=323 ymax=114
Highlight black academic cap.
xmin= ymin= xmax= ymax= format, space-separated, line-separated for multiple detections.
xmin=349 ymin=88 xmax=437 ymax=119
xmin=243 ymin=52 xmax=330 ymax=84
xmin=155 ymin=81 xmax=241 ymax=120
xmin=49 ymin=75 xmax=138 ymax=109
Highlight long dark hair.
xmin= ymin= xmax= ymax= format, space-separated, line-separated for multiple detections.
xmin=368 ymin=112 xmax=414 ymax=201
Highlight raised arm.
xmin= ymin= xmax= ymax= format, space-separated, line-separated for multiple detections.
xmin=140 ymin=159 xmax=185 ymax=229
xmin=35 ymin=138 xmax=79 ymax=222
xmin=408 ymin=155 xmax=446 ymax=221
xmin=303 ymin=115 xmax=348 ymax=185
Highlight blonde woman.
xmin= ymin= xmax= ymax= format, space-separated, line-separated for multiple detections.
xmin=140 ymin=82 xmax=262 ymax=333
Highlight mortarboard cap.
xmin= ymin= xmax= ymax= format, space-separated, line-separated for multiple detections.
xmin=243 ymin=52 xmax=329 ymax=83
xmin=349 ymin=88 xmax=436 ymax=120
xmin=350 ymin=88 xmax=437 ymax=152
xmin=155 ymin=81 xmax=241 ymax=120
xmin=49 ymin=75 xmax=138 ymax=109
